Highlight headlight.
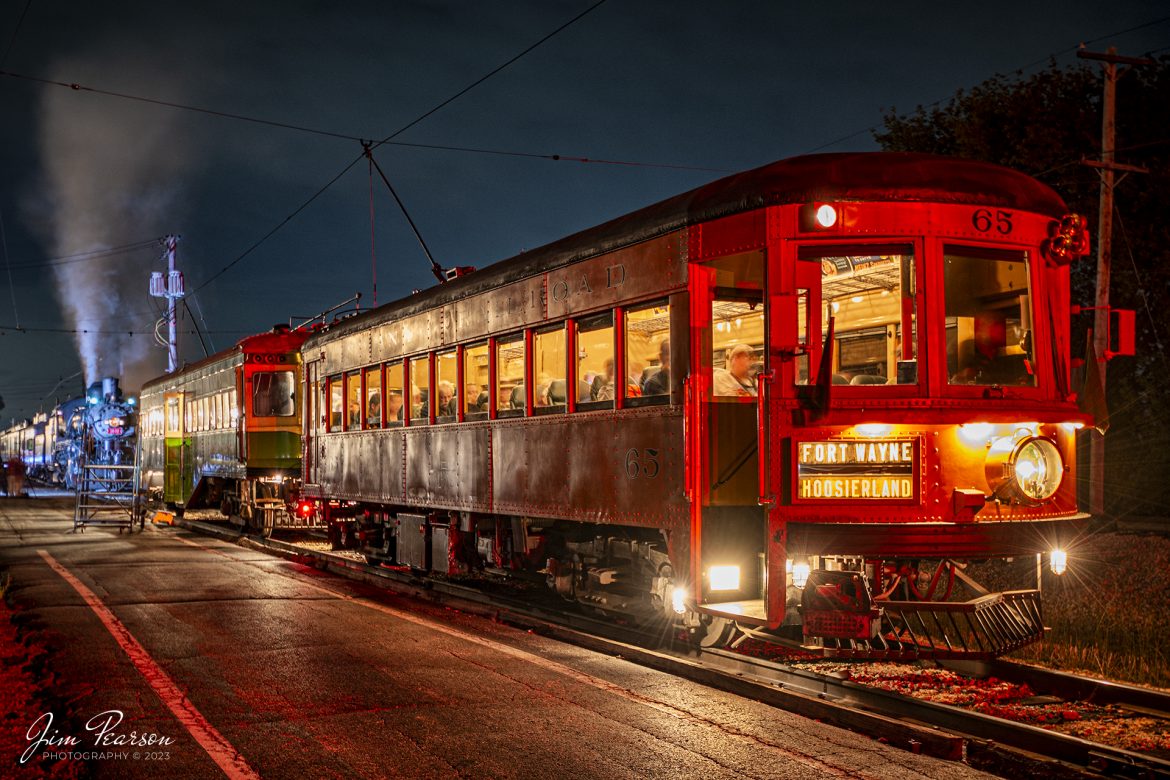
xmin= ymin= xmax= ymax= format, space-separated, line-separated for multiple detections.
xmin=986 ymin=435 xmax=1063 ymax=504
xmin=670 ymin=586 xmax=688 ymax=615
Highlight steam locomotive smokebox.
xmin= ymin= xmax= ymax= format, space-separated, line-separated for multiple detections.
xmin=397 ymin=513 xmax=430 ymax=571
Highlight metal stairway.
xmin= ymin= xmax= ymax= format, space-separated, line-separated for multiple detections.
xmin=73 ymin=442 xmax=141 ymax=532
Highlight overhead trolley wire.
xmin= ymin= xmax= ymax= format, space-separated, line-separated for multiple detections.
xmin=191 ymin=0 xmax=611 ymax=294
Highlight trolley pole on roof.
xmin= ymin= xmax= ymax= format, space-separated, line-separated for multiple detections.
xmin=149 ymin=235 xmax=185 ymax=373
xmin=1077 ymin=46 xmax=1151 ymax=517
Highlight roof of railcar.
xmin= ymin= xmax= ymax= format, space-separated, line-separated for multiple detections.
xmin=140 ymin=328 xmax=313 ymax=393
xmin=308 ymin=152 xmax=1068 ymax=345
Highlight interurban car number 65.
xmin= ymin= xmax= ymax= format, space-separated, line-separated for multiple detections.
xmin=150 ymin=152 xmax=1136 ymax=657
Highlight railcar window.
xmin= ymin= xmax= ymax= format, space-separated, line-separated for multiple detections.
xmin=798 ymin=246 xmax=917 ymax=386
xmin=464 ymin=343 xmax=489 ymax=420
xmin=409 ymin=356 xmax=431 ymax=425
xmin=197 ymin=397 xmax=207 ymax=431
xmin=436 ymin=350 xmax=457 ymax=422
xmin=944 ymin=246 xmax=1035 ymax=387
xmin=534 ymin=326 xmax=567 ymax=413
xmin=364 ymin=366 xmax=382 ymax=428
xmin=711 ymin=300 xmax=764 ymax=397
xmin=576 ymin=314 xmax=615 ymax=410
xmin=255 ymin=371 xmax=298 ymax=418
xmin=328 ymin=378 xmax=343 ymax=431
xmin=384 ymin=362 xmax=404 ymax=425
xmin=213 ymin=393 xmax=222 ymax=430
xmin=626 ymin=302 xmax=671 ymax=402
xmin=495 ymin=335 xmax=525 ymax=418
xmin=228 ymin=389 xmax=238 ymax=427
xmin=344 ymin=371 xmax=361 ymax=430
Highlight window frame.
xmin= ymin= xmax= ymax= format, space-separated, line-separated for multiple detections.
xmin=623 ymin=299 xmax=673 ymax=408
xmin=494 ymin=332 xmax=527 ymax=419
xmin=792 ymin=240 xmax=924 ymax=396
xmin=383 ymin=361 xmax=405 ymax=427
xmin=936 ymin=239 xmax=1045 ymax=398
xmin=574 ymin=311 xmax=616 ymax=412
xmin=364 ymin=364 xmax=383 ymax=429
xmin=532 ymin=323 xmax=568 ymax=416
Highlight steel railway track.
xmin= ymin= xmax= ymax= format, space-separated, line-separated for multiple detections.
xmin=173 ymin=516 xmax=1170 ymax=779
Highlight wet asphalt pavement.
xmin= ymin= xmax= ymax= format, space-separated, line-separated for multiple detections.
xmin=0 ymin=496 xmax=999 ymax=779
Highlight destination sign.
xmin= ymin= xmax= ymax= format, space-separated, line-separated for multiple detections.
xmin=796 ymin=439 xmax=917 ymax=501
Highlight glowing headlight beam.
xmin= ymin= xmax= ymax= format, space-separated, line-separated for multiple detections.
xmin=1050 ymin=549 xmax=1068 ymax=575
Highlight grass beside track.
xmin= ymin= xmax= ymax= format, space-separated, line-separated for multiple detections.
xmin=969 ymin=529 xmax=1170 ymax=689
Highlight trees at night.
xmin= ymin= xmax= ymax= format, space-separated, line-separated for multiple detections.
xmin=876 ymin=58 xmax=1170 ymax=517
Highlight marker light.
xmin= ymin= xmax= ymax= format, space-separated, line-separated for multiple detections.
xmin=815 ymin=204 xmax=838 ymax=228
xmin=671 ymin=585 xmax=688 ymax=615
xmin=791 ymin=561 xmax=811 ymax=589
xmin=856 ymin=424 xmax=892 ymax=437
xmin=1050 ymin=548 xmax=1068 ymax=576
xmin=709 ymin=565 xmax=741 ymax=591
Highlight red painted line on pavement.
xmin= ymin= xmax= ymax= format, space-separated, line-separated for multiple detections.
xmin=36 ymin=549 xmax=260 ymax=780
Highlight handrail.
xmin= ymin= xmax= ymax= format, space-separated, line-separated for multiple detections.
xmin=756 ymin=370 xmax=775 ymax=507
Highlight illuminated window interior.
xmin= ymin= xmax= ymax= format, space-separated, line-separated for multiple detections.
xmin=534 ymin=326 xmax=566 ymax=412
xmin=944 ymin=246 xmax=1036 ymax=387
xmin=345 ymin=371 xmax=361 ymax=430
xmin=496 ymin=336 xmax=525 ymax=417
xmin=800 ymin=246 xmax=917 ymax=386
xmin=436 ymin=350 xmax=457 ymax=421
xmin=365 ymin=366 xmax=381 ymax=428
xmin=409 ymin=357 xmax=430 ymax=425
xmin=626 ymin=302 xmax=670 ymax=400
xmin=384 ymin=362 xmax=404 ymax=424
xmin=576 ymin=314 xmax=614 ymax=407
xmin=464 ymin=343 xmax=489 ymax=418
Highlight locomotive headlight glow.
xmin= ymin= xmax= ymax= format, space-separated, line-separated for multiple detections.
xmin=1049 ymin=548 xmax=1068 ymax=576
xmin=814 ymin=203 xmax=838 ymax=227
xmin=985 ymin=435 xmax=1063 ymax=504
xmin=670 ymin=585 xmax=688 ymax=615
xmin=708 ymin=565 xmax=740 ymax=591
xmin=1060 ymin=422 xmax=1085 ymax=432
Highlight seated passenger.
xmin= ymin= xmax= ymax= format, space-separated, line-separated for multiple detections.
xmin=347 ymin=400 xmax=361 ymax=428
xmin=386 ymin=391 xmax=404 ymax=422
xmin=437 ymin=380 xmax=456 ymax=417
xmin=713 ymin=344 xmax=758 ymax=397
xmin=367 ymin=391 xmax=381 ymax=424
xmin=591 ymin=358 xmax=616 ymax=401
xmin=642 ymin=339 xmax=671 ymax=396
xmin=465 ymin=382 xmax=486 ymax=414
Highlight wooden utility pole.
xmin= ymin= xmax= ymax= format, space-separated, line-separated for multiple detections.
xmin=1077 ymin=47 xmax=1151 ymax=516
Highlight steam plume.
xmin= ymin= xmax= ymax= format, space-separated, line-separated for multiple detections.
xmin=36 ymin=50 xmax=192 ymax=393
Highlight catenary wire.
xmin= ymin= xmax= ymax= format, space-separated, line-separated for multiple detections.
xmin=190 ymin=0 xmax=611 ymax=294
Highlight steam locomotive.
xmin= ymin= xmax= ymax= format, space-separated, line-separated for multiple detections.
xmin=137 ymin=152 xmax=1131 ymax=659
xmin=0 ymin=377 xmax=137 ymax=490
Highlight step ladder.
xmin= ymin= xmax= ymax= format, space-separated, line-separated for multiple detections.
xmin=73 ymin=452 xmax=142 ymax=532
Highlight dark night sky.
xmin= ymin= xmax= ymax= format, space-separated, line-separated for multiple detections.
xmin=1 ymin=0 xmax=1166 ymax=421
